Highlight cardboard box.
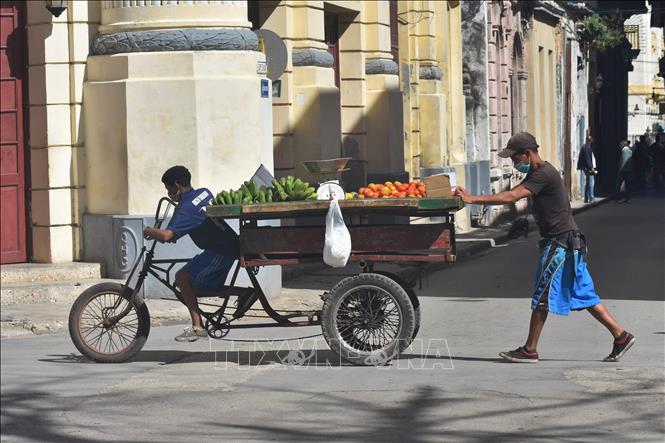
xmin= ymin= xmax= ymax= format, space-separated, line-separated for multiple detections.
xmin=424 ymin=173 xmax=452 ymax=197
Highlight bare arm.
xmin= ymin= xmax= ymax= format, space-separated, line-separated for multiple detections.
xmin=455 ymin=184 xmax=533 ymax=205
xmin=143 ymin=227 xmax=175 ymax=243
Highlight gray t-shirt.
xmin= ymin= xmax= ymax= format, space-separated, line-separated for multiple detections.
xmin=521 ymin=162 xmax=578 ymax=237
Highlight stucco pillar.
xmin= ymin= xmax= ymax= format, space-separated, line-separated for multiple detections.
xmin=364 ymin=1 xmax=402 ymax=175
xmin=416 ymin=0 xmax=445 ymax=171
xmin=288 ymin=1 xmax=341 ymax=182
xmin=26 ymin=1 xmax=99 ymax=262
xmin=85 ymin=0 xmax=270 ymax=214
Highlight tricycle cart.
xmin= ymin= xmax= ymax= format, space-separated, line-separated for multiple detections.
xmin=68 ymin=196 xmax=463 ymax=366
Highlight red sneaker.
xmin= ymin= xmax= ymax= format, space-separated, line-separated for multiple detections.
xmin=603 ymin=331 xmax=636 ymax=362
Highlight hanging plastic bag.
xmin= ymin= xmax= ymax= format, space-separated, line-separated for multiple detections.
xmin=323 ymin=199 xmax=352 ymax=268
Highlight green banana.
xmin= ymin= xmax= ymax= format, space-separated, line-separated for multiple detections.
xmin=240 ymin=184 xmax=252 ymax=199
xmin=272 ymin=179 xmax=285 ymax=195
xmin=258 ymin=190 xmax=266 ymax=203
xmin=221 ymin=191 xmax=231 ymax=205
xmin=247 ymin=181 xmax=257 ymax=197
xmin=233 ymin=191 xmax=242 ymax=205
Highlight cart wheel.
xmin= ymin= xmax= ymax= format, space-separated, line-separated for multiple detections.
xmin=321 ymin=273 xmax=416 ymax=366
xmin=371 ymin=270 xmax=420 ymax=345
xmin=412 ymin=305 xmax=421 ymax=341
xmin=69 ymin=282 xmax=150 ymax=363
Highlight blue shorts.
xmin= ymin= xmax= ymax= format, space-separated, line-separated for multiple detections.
xmin=182 ymin=250 xmax=236 ymax=291
xmin=531 ymin=242 xmax=601 ymax=316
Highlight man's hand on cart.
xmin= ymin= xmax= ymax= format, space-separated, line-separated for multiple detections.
xmin=143 ymin=227 xmax=176 ymax=243
xmin=453 ymin=186 xmax=474 ymax=204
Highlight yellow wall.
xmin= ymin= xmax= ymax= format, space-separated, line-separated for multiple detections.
xmin=26 ymin=1 xmax=99 ymax=262
xmin=257 ymin=1 xmax=404 ymax=185
xmin=27 ymin=0 xmax=471 ymax=262
xmin=398 ymin=0 xmax=468 ymax=229
xmin=399 ymin=1 xmax=465 ymax=175
xmin=526 ymin=18 xmax=558 ymax=168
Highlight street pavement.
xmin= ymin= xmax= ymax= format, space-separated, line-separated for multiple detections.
xmin=1 ymin=189 xmax=664 ymax=442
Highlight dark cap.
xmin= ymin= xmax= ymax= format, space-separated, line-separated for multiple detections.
xmin=498 ymin=132 xmax=539 ymax=158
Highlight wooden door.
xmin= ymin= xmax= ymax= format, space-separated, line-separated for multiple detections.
xmin=1 ymin=1 xmax=27 ymax=264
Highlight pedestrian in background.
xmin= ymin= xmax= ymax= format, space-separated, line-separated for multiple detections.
xmin=631 ymin=135 xmax=648 ymax=191
xmin=576 ymin=135 xmax=597 ymax=203
xmin=455 ymin=132 xmax=635 ymax=363
xmin=615 ymin=140 xmax=633 ymax=203
xmin=649 ymin=134 xmax=665 ymax=187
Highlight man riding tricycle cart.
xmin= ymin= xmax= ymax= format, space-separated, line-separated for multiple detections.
xmin=68 ymin=165 xmax=463 ymax=366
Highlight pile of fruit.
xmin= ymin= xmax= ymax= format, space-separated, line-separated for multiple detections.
xmin=347 ymin=181 xmax=427 ymax=199
xmin=212 ymin=176 xmax=317 ymax=205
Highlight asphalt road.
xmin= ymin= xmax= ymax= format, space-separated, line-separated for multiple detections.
xmin=2 ymin=189 xmax=664 ymax=442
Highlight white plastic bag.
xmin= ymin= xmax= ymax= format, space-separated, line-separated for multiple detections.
xmin=323 ymin=199 xmax=352 ymax=268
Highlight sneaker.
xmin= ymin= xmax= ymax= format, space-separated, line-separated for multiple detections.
xmin=174 ymin=326 xmax=208 ymax=342
xmin=499 ymin=346 xmax=539 ymax=363
xmin=603 ymin=331 xmax=636 ymax=362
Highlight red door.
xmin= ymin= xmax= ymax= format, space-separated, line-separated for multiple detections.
xmin=0 ymin=1 xmax=27 ymax=264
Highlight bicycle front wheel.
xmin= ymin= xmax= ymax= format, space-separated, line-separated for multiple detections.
xmin=68 ymin=283 xmax=150 ymax=363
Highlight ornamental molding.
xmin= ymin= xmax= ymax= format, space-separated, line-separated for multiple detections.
xmin=91 ymin=28 xmax=258 ymax=55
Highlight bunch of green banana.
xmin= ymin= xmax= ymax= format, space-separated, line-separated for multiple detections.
xmin=211 ymin=176 xmax=318 ymax=206
xmin=212 ymin=181 xmax=273 ymax=206
xmin=271 ymin=176 xmax=317 ymax=202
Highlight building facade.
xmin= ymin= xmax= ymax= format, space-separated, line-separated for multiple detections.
xmin=1 ymin=0 xmax=471 ymax=268
xmin=462 ymin=0 xmax=593 ymax=225
xmin=625 ymin=4 xmax=665 ymax=142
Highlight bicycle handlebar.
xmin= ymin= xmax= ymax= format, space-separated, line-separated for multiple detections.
xmin=154 ymin=197 xmax=177 ymax=229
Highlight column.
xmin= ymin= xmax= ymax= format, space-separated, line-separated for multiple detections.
xmin=83 ymin=0 xmax=279 ymax=296
xmin=364 ymin=1 xmax=403 ymax=176
xmin=418 ymin=0 xmax=445 ymax=171
xmin=86 ymin=0 xmax=267 ymax=214
xmin=288 ymin=1 xmax=341 ymax=182
xmin=26 ymin=0 xmax=100 ymax=262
